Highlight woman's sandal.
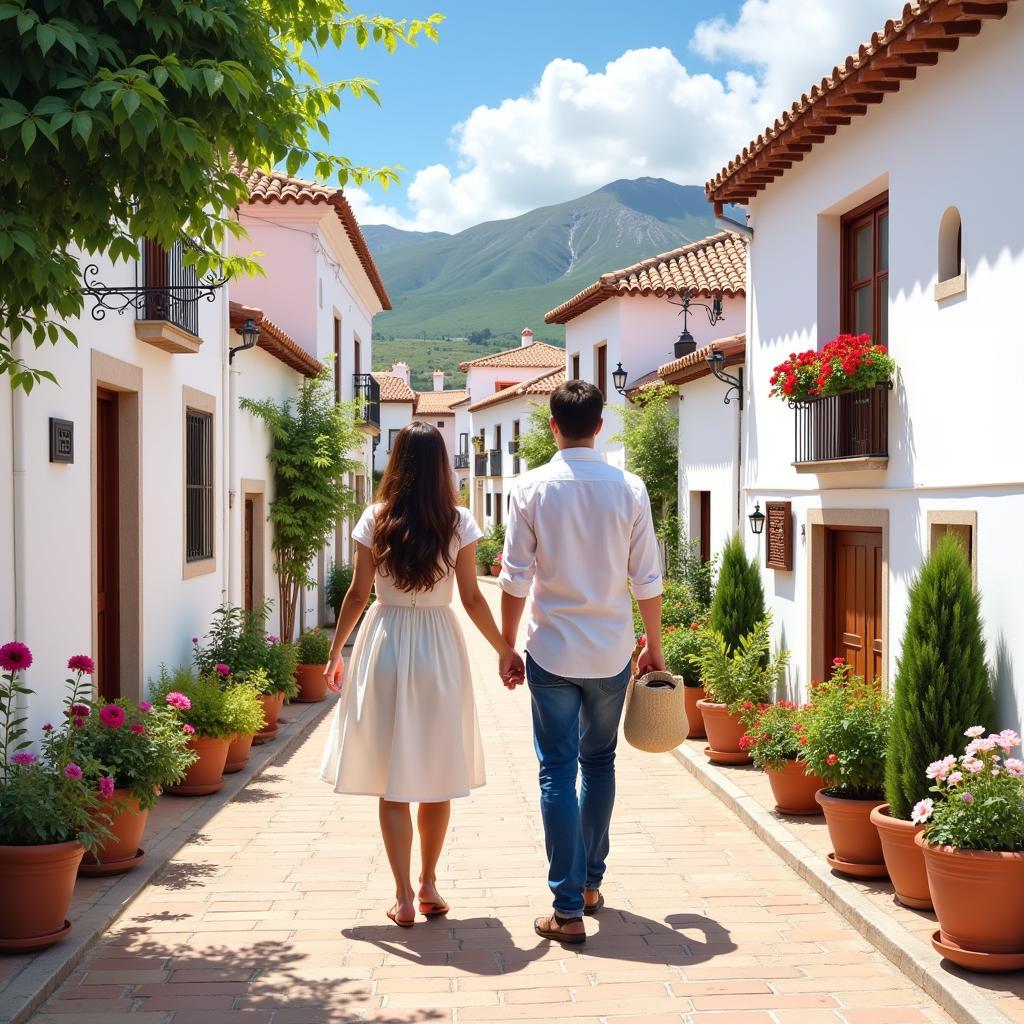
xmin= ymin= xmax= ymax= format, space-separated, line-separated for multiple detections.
xmin=386 ymin=904 xmax=416 ymax=928
xmin=418 ymin=900 xmax=450 ymax=918
xmin=583 ymin=890 xmax=605 ymax=916
xmin=534 ymin=913 xmax=586 ymax=944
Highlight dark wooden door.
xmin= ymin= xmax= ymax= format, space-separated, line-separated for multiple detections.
xmin=699 ymin=491 xmax=711 ymax=563
xmin=96 ymin=389 xmax=120 ymax=700
xmin=828 ymin=529 xmax=883 ymax=683
xmin=243 ymin=497 xmax=255 ymax=611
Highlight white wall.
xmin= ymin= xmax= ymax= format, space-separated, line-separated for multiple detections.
xmin=470 ymin=395 xmax=540 ymax=531
xmin=741 ymin=8 xmax=1024 ymax=731
xmin=375 ymin=400 xmax=414 ymax=474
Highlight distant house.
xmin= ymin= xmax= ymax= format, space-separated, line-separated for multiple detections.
xmin=545 ymin=233 xmax=747 ymax=467
xmin=373 ymin=363 xmax=416 ymax=475
xmin=703 ymin=0 xmax=1024 ymax=731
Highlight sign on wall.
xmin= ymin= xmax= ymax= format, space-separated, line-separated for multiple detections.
xmin=49 ymin=418 xmax=74 ymax=464
xmin=765 ymin=500 xmax=792 ymax=571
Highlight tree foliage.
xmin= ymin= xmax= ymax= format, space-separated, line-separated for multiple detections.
xmin=240 ymin=365 xmax=365 ymax=640
xmin=518 ymin=402 xmax=557 ymax=470
xmin=885 ymin=534 xmax=995 ymax=820
xmin=710 ymin=534 xmax=766 ymax=656
xmin=611 ymin=383 xmax=678 ymax=523
xmin=0 ymin=0 xmax=442 ymax=389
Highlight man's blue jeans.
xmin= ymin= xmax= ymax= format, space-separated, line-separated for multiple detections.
xmin=526 ymin=653 xmax=631 ymax=917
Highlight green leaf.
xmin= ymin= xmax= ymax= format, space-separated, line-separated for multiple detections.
xmin=20 ymin=119 xmax=36 ymax=152
xmin=36 ymin=22 xmax=56 ymax=55
xmin=121 ymin=89 xmax=140 ymax=117
xmin=71 ymin=111 xmax=92 ymax=142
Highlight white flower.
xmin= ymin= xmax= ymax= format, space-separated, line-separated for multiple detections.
xmin=1004 ymin=758 xmax=1024 ymax=777
xmin=964 ymin=725 xmax=985 ymax=739
xmin=911 ymin=798 xmax=934 ymax=825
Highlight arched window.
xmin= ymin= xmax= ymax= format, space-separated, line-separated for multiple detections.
xmin=938 ymin=206 xmax=963 ymax=284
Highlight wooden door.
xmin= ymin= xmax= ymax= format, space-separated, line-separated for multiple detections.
xmin=828 ymin=529 xmax=883 ymax=682
xmin=699 ymin=491 xmax=711 ymax=563
xmin=96 ymin=389 xmax=120 ymax=700
xmin=243 ymin=497 xmax=255 ymax=611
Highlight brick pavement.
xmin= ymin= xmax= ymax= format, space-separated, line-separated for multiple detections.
xmin=25 ymin=589 xmax=953 ymax=1024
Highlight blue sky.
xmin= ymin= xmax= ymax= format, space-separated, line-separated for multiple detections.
xmin=309 ymin=1 xmax=898 ymax=233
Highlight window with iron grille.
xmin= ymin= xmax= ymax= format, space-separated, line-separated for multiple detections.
xmin=185 ymin=409 xmax=214 ymax=562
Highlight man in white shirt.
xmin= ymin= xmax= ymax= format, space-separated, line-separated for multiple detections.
xmin=498 ymin=380 xmax=665 ymax=944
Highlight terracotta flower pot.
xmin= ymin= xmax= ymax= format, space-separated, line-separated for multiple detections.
xmin=224 ymin=732 xmax=255 ymax=774
xmin=80 ymin=790 xmax=148 ymax=875
xmin=254 ymin=691 xmax=285 ymax=743
xmin=918 ymin=835 xmax=1024 ymax=963
xmin=0 ymin=840 xmax=84 ymax=951
xmin=684 ymin=684 xmax=707 ymax=739
xmin=816 ymin=789 xmax=888 ymax=878
xmin=766 ymin=760 xmax=825 ymax=815
xmin=697 ymin=700 xmax=751 ymax=764
xmin=165 ymin=736 xmax=230 ymax=796
xmin=294 ymin=663 xmax=328 ymax=703
xmin=489 ymin=564 xmax=501 ymax=577
xmin=870 ymin=804 xmax=931 ymax=910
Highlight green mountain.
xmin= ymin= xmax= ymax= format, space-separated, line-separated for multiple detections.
xmin=368 ymin=178 xmax=734 ymax=342
xmin=361 ymin=224 xmax=448 ymax=255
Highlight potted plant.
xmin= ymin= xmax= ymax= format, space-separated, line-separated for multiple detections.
xmin=690 ymin=617 xmax=788 ymax=765
xmin=150 ymin=668 xmax=235 ymax=796
xmin=325 ymin=561 xmax=353 ymax=622
xmin=769 ymin=333 xmax=895 ymax=403
xmin=255 ymin=637 xmax=299 ymax=742
xmin=0 ymin=647 xmax=111 ymax=950
xmin=739 ymin=701 xmax=824 ymax=815
xmin=914 ymin=729 xmax=1024 ymax=971
xmin=663 ymin=623 xmax=708 ymax=739
xmin=476 ymin=534 xmax=501 ymax=576
xmin=295 ymin=628 xmax=332 ymax=703
xmin=72 ymin=692 xmax=196 ymax=875
xmin=873 ymin=535 xmax=995 ymax=910
xmin=709 ymin=534 xmax=765 ymax=656
xmin=223 ymin=674 xmax=268 ymax=774
xmin=803 ymin=662 xmax=891 ymax=878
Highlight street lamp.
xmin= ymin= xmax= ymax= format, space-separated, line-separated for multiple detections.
xmin=668 ymin=289 xmax=725 ymax=358
xmin=229 ymin=317 xmax=260 ymax=363
xmin=707 ymin=350 xmax=744 ymax=409
xmin=748 ymin=503 xmax=766 ymax=536
xmin=612 ymin=362 xmax=629 ymax=395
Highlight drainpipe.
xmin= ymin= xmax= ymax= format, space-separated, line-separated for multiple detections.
xmin=10 ymin=336 xmax=30 ymax=727
xmin=227 ymin=359 xmax=241 ymax=608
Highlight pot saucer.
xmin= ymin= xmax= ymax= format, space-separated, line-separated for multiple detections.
xmin=164 ymin=781 xmax=224 ymax=797
xmin=775 ymin=805 xmax=823 ymax=817
xmin=78 ymin=848 xmax=145 ymax=877
xmin=252 ymin=727 xmax=278 ymax=745
xmin=0 ymin=919 xmax=72 ymax=953
xmin=223 ymin=761 xmax=249 ymax=774
xmin=826 ymin=852 xmax=889 ymax=879
xmin=931 ymin=930 xmax=1024 ymax=973
xmin=704 ymin=746 xmax=752 ymax=765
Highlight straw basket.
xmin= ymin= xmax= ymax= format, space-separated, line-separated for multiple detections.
xmin=622 ymin=671 xmax=689 ymax=753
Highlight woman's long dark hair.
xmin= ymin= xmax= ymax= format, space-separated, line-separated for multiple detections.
xmin=372 ymin=422 xmax=459 ymax=592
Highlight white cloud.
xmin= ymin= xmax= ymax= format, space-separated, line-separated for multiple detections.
xmin=352 ymin=0 xmax=899 ymax=234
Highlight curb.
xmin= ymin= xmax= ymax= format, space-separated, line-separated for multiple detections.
xmin=1 ymin=697 xmax=334 ymax=1024
xmin=670 ymin=741 xmax=1014 ymax=1024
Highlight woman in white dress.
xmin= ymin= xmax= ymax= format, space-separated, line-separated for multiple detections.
xmin=321 ymin=422 xmax=525 ymax=927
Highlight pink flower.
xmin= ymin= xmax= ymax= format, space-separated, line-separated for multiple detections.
xmin=98 ymin=776 xmax=115 ymax=799
xmin=63 ymin=763 xmax=83 ymax=780
xmin=182 ymin=724 xmax=196 ymax=735
xmin=964 ymin=725 xmax=985 ymax=739
xmin=961 ymin=792 xmax=974 ymax=804
xmin=129 ymin=724 xmax=146 ymax=735
xmin=11 ymin=752 xmax=37 ymax=766
xmin=0 ymin=641 xmax=32 ymax=673
xmin=946 ymin=771 xmax=963 ymax=786
xmin=191 ymin=637 xmax=199 ymax=645
xmin=67 ymin=654 xmax=95 ymax=674
xmin=826 ymin=753 xmax=839 ymax=766
xmin=963 ymin=758 xmax=985 ymax=774
xmin=67 ymin=704 xmax=91 ymax=719
xmin=832 ymin=657 xmax=845 ymax=666
xmin=996 ymin=729 xmax=1021 ymax=753
xmin=99 ymin=704 xmax=126 ymax=730
xmin=139 ymin=700 xmax=153 ymax=713
xmin=42 ymin=723 xmax=53 ymax=733
xmin=165 ymin=692 xmax=192 ymax=711
xmin=911 ymin=798 xmax=934 ymax=825
xmin=215 ymin=663 xmax=231 ymax=678
xmin=926 ymin=755 xmax=956 ymax=781
xmin=266 ymin=635 xmax=279 ymax=644
xmin=1004 ymin=758 xmax=1024 ymax=777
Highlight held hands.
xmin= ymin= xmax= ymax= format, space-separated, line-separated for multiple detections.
xmin=637 ymin=645 xmax=666 ymax=675
xmin=324 ymin=650 xmax=345 ymax=693
xmin=499 ymin=647 xmax=525 ymax=690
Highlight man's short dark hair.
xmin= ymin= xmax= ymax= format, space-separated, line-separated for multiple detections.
xmin=550 ymin=380 xmax=603 ymax=441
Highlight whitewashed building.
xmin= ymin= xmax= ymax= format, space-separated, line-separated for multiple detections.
xmin=373 ymin=363 xmax=417 ymax=475
xmin=544 ymin=234 xmax=747 ymax=467
xmin=704 ymin=0 xmax=1024 ymax=731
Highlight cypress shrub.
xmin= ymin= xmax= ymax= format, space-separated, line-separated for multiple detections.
xmin=885 ymin=533 xmax=995 ymax=820
xmin=710 ymin=534 xmax=765 ymax=654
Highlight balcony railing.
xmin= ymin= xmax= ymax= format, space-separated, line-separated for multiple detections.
xmin=454 ymin=452 xmax=470 ymax=470
xmin=513 ymin=455 xmax=522 ymax=474
xmin=488 ymin=450 xmax=502 ymax=477
xmin=474 ymin=452 xmax=488 ymax=476
xmin=139 ymin=239 xmax=202 ymax=337
xmin=792 ymin=383 xmax=891 ymax=466
xmin=353 ymin=373 xmax=381 ymax=431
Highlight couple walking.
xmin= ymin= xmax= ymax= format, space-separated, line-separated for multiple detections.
xmin=320 ymin=380 xmax=665 ymax=942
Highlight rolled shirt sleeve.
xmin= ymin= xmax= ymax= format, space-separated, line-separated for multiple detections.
xmin=628 ymin=484 xmax=663 ymax=600
xmin=497 ymin=484 xmax=536 ymax=599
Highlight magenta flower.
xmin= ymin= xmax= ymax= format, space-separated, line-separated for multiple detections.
xmin=961 ymin=792 xmax=974 ymax=804
xmin=0 ymin=641 xmax=32 ymax=673
xmin=182 ymin=724 xmax=196 ymax=735
xmin=165 ymin=691 xmax=192 ymax=711
xmin=63 ymin=763 xmax=83 ymax=781
xmin=215 ymin=663 xmax=231 ymax=678
xmin=67 ymin=654 xmax=95 ymax=675
xmin=11 ymin=752 xmax=37 ymax=766
xmin=191 ymin=637 xmax=199 ymax=645
xmin=68 ymin=704 xmax=91 ymax=719
xmin=129 ymin=723 xmax=145 ymax=735
xmin=73 ymin=716 xmax=85 ymax=728
xmin=99 ymin=704 xmax=126 ymax=729
xmin=42 ymin=723 xmax=53 ymax=733
xmin=139 ymin=700 xmax=153 ymax=713
xmin=98 ymin=776 xmax=115 ymax=799
xmin=266 ymin=635 xmax=279 ymax=644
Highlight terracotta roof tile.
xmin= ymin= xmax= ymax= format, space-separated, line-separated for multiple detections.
xmin=459 ymin=342 xmax=566 ymax=372
xmin=241 ymin=166 xmax=391 ymax=310
xmin=545 ymin=232 xmax=747 ymax=325
xmin=658 ymin=333 xmax=746 ymax=386
xmin=229 ymin=301 xmax=322 ymax=378
xmin=372 ymin=372 xmax=416 ymax=403
xmin=468 ymin=367 xmax=566 ymax=413
xmin=706 ymin=0 xmax=1013 ymax=208
xmin=414 ymin=390 xmax=469 ymax=415
xmin=623 ymin=369 xmax=665 ymax=401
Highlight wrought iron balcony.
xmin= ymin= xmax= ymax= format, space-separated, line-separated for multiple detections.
xmin=474 ymin=452 xmax=488 ymax=477
xmin=454 ymin=452 xmax=470 ymax=470
xmin=139 ymin=239 xmax=203 ymax=337
xmin=792 ymin=383 xmax=891 ymax=470
xmin=353 ymin=373 xmax=381 ymax=432
xmin=488 ymin=450 xmax=502 ymax=477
